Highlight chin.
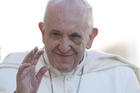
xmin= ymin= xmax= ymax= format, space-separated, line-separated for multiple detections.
xmin=57 ymin=66 xmax=73 ymax=72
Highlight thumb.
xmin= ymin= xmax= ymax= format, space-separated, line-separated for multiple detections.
xmin=36 ymin=65 xmax=48 ymax=83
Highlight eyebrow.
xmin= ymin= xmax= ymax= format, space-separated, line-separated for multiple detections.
xmin=48 ymin=29 xmax=81 ymax=38
xmin=49 ymin=29 xmax=61 ymax=34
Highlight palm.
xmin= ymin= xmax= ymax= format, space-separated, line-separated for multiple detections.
xmin=16 ymin=47 xmax=48 ymax=93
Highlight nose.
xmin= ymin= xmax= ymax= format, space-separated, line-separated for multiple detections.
xmin=58 ymin=38 xmax=71 ymax=53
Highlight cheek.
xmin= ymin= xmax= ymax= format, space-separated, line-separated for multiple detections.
xmin=44 ymin=37 xmax=58 ymax=49
xmin=74 ymin=44 xmax=86 ymax=59
xmin=72 ymin=39 xmax=87 ymax=58
xmin=75 ymin=42 xmax=86 ymax=60
xmin=79 ymin=41 xmax=87 ymax=51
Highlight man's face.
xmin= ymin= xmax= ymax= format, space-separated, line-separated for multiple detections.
xmin=39 ymin=3 xmax=97 ymax=72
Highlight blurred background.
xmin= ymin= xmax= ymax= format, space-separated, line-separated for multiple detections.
xmin=0 ymin=0 xmax=140 ymax=67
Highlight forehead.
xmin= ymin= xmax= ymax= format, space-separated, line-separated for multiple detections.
xmin=45 ymin=1 xmax=89 ymax=33
xmin=46 ymin=21 xmax=87 ymax=36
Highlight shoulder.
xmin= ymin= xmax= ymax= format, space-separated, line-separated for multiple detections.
xmin=0 ymin=51 xmax=28 ymax=92
xmin=84 ymin=50 xmax=139 ymax=74
xmin=0 ymin=51 xmax=28 ymax=68
xmin=86 ymin=50 xmax=118 ymax=59
xmin=84 ymin=50 xmax=126 ymax=69
xmin=85 ymin=50 xmax=130 ymax=66
xmin=113 ymin=66 xmax=136 ymax=77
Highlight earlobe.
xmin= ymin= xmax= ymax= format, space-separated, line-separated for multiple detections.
xmin=86 ymin=46 xmax=90 ymax=49
xmin=93 ymin=28 xmax=98 ymax=37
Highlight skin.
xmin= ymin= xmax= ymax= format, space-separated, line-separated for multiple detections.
xmin=16 ymin=0 xmax=98 ymax=93
xmin=16 ymin=47 xmax=48 ymax=93
xmin=39 ymin=1 xmax=98 ymax=72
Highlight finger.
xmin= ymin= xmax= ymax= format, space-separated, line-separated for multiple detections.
xmin=23 ymin=47 xmax=38 ymax=63
xmin=32 ymin=50 xmax=44 ymax=65
xmin=17 ymin=63 xmax=31 ymax=81
xmin=27 ymin=47 xmax=38 ymax=62
xmin=22 ymin=47 xmax=38 ymax=64
xmin=36 ymin=65 xmax=48 ymax=83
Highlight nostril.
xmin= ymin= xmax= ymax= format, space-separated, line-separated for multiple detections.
xmin=58 ymin=43 xmax=71 ymax=53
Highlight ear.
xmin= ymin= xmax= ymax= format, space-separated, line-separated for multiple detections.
xmin=86 ymin=28 xmax=98 ymax=49
xmin=38 ymin=22 xmax=45 ymax=44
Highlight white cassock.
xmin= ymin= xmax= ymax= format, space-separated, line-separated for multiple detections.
xmin=0 ymin=50 xmax=140 ymax=93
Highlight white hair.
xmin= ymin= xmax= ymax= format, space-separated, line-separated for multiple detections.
xmin=43 ymin=0 xmax=94 ymax=34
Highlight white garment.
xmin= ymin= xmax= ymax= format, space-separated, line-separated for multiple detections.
xmin=0 ymin=50 xmax=140 ymax=93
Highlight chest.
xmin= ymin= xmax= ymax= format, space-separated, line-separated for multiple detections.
xmin=38 ymin=71 xmax=127 ymax=93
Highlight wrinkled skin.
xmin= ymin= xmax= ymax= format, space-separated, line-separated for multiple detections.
xmin=39 ymin=0 xmax=98 ymax=72
xmin=16 ymin=47 xmax=48 ymax=93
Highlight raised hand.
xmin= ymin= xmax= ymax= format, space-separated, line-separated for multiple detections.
xmin=15 ymin=47 xmax=48 ymax=93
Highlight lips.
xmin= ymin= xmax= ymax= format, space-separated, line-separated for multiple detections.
xmin=55 ymin=53 xmax=73 ymax=58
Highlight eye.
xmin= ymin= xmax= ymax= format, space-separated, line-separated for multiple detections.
xmin=49 ymin=29 xmax=61 ymax=39
xmin=51 ymin=32 xmax=61 ymax=39
xmin=70 ymin=33 xmax=82 ymax=45
xmin=70 ymin=33 xmax=81 ymax=39
xmin=52 ymin=32 xmax=60 ymax=36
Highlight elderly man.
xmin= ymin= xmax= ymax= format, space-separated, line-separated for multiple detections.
xmin=0 ymin=0 xmax=140 ymax=93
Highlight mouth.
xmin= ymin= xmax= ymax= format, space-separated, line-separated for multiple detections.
xmin=55 ymin=53 xmax=73 ymax=58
